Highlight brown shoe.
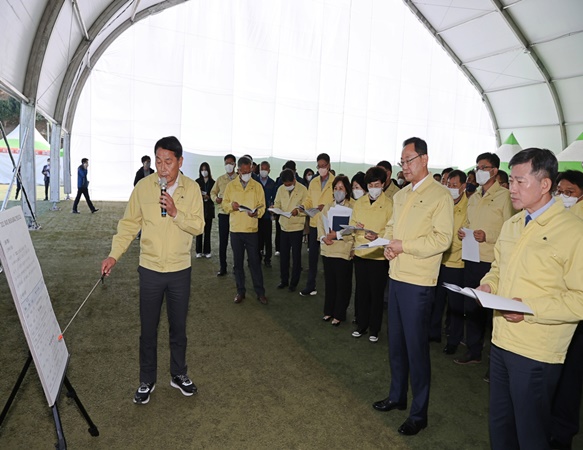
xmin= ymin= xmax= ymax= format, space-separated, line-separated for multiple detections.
xmin=257 ymin=296 xmax=268 ymax=305
xmin=234 ymin=294 xmax=245 ymax=304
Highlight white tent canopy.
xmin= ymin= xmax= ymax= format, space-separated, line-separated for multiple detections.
xmin=495 ymin=133 xmax=522 ymax=163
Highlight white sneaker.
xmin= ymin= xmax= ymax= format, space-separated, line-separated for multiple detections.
xmin=369 ymin=335 xmax=379 ymax=343
xmin=352 ymin=330 xmax=367 ymax=338
xmin=196 ymin=253 xmax=203 ymax=258
xmin=274 ymin=251 xmax=280 ymax=256
xmin=205 ymin=253 xmax=212 ymax=259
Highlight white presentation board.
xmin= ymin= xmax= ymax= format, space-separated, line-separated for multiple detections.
xmin=0 ymin=206 xmax=68 ymax=406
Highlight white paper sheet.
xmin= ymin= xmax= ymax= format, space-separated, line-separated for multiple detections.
xmin=268 ymin=207 xmax=292 ymax=218
xmin=238 ymin=205 xmax=257 ymax=214
xmin=355 ymin=237 xmax=391 ymax=250
xmin=298 ymin=205 xmax=320 ymax=217
xmin=461 ymin=227 xmax=480 ymax=263
xmin=442 ymin=283 xmax=534 ymax=314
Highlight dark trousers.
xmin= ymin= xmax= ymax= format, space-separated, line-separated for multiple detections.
xmin=354 ymin=257 xmax=388 ymax=336
xmin=280 ymin=230 xmax=302 ymax=287
xmin=431 ymin=265 xmax=465 ymax=344
xmin=551 ymin=322 xmax=583 ymax=447
xmin=72 ymin=186 xmax=95 ymax=212
xmin=231 ymin=232 xmax=265 ymax=297
xmin=322 ymin=256 xmax=353 ymax=321
xmin=490 ymin=344 xmax=562 ymax=450
xmin=218 ymin=214 xmax=230 ymax=272
xmin=388 ymin=279 xmax=433 ymax=424
xmin=258 ymin=218 xmax=273 ymax=263
xmin=138 ymin=266 xmax=191 ymax=384
xmin=44 ymin=178 xmax=49 ymax=200
xmin=464 ymin=260 xmax=492 ymax=358
xmin=304 ymin=226 xmax=320 ymax=291
xmin=274 ymin=216 xmax=281 ymax=252
xmin=195 ymin=217 xmax=213 ymax=254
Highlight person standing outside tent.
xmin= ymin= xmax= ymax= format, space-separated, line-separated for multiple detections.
xmin=42 ymin=158 xmax=50 ymax=201
xmin=72 ymin=158 xmax=98 ymax=214
xmin=134 ymin=155 xmax=155 ymax=186
xmin=101 ymin=136 xmax=205 ymax=405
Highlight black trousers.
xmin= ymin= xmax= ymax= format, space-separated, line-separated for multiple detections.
xmin=231 ymin=232 xmax=265 ymax=297
xmin=388 ymin=279 xmax=433 ymax=425
xmin=354 ymin=257 xmax=388 ymax=336
xmin=303 ymin=226 xmax=320 ymax=291
xmin=195 ymin=217 xmax=213 ymax=254
xmin=551 ymin=322 xmax=583 ymax=446
xmin=218 ymin=213 xmax=230 ymax=272
xmin=463 ymin=260 xmax=492 ymax=358
xmin=431 ymin=265 xmax=465 ymax=344
xmin=44 ymin=178 xmax=49 ymax=200
xmin=258 ymin=217 xmax=273 ymax=263
xmin=280 ymin=230 xmax=302 ymax=287
xmin=72 ymin=186 xmax=96 ymax=212
xmin=490 ymin=344 xmax=562 ymax=450
xmin=138 ymin=266 xmax=191 ymax=384
xmin=322 ymin=256 xmax=352 ymax=321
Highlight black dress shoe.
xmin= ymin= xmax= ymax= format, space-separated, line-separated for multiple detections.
xmin=398 ymin=419 xmax=427 ymax=436
xmin=443 ymin=344 xmax=458 ymax=355
xmin=372 ymin=397 xmax=406 ymax=412
xmin=217 ymin=270 xmax=227 ymax=277
xmin=277 ymin=283 xmax=288 ymax=289
xmin=234 ymin=294 xmax=245 ymax=303
xmin=257 ymin=296 xmax=268 ymax=305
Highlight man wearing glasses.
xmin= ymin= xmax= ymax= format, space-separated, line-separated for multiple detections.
xmin=373 ymin=137 xmax=453 ymax=436
xmin=456 ymin=153 xmax=515 ymax=367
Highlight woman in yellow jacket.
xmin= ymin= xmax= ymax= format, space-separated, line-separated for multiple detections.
xmin=350 ymin=167 xmax=393 ymax=342
xmin=317 ymin=175 xmax=354 ymax=326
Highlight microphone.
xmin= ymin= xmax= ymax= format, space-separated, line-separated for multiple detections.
xmin=160 ymin=177 xmax=167 ymax=217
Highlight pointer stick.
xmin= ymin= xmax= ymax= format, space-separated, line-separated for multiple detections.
xmin=58 ymin=275 xmax=105 ymax=341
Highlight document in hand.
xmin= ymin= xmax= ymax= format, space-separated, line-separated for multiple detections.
xmin=325 ymin=205 xmax=353 ymax=232
xmin=340 ymin=224 xmax=376 ymax=234
xmin=355 ymin=237 xmax=390 ymax=250
xmin=442 ymin=283 xmax=534 ymax=314
xmin=268 ymin=207 xmax=292 ymax=218
xmin=238 ymin=205 xmax=257 ymax=214
xmin=461 ymin=228 xmax=480 ymax=263
xmin=298 ymin=205 xmax=320 ymax=217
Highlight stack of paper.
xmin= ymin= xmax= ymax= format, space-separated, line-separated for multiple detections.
xmin=442 ymin=283 xmax=533 ymax=314
xmin=238 ymin=205 xmax=257 ymax=214
xmin=355 ymin=237 xmax=390 ymax=249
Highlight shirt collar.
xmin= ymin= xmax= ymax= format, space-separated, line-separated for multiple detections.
xmin=412 ymin=174 xmax=430 ymax=191
xmin=528 ymin=197 xmax=555 ymax=221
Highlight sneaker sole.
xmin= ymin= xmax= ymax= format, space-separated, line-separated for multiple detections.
xmin=170 ymin=380 xmax=196 ymax=396
xmin=133 ymin=384 xmax=155 ymax=404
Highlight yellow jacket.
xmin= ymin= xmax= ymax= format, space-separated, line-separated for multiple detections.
xmin=304 ymin=174 xmax=335 ymax=227
xmin=210 ymin=172 xmax=237 ymax=214
xmin=318 ymin=200 xmax=354 ymax=261
xmin=273 ymin=183 xmax=308 ymax=232
xmin=350 ymin=194 xmax=393 ymax=260
xmin=384 ymin=178 xmax=454 ymax=286
xmin=570 ymin=200 xmax=583 ymax=219
xmin=384 ymin=181 xmax=400 ymax=200
xmin=465 ymin=181 xmax=515 ymax=263
xmin=222 ymin=177 xmax=266 ymax=233
xmin=109 ymin=173 xmax=205 ymax=272
xmin=481 ymin=201 xmax=583 ymax=364
xmin=442 ymin=193 xmax=468 ymax=269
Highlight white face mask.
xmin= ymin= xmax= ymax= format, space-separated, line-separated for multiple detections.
xmin=334 ymin=190 xmax=346 ymax=203
xmin=306 ymin=175 xmax=313 ymax=183
xmin=260 ymin=170 xmax=269 ymax=178
xmin=561 ymin=194 xmax=581 ymax=209
xmin=353 ymin=188 xmax=365 ymax=200
xmin=476 ymin=169 xmax=492 ymax=186
xmin=225 ymin=163 xmax=235 ymax=174
xmin=318 ymin=167 xmax=328 ymax=178
xmin=241 ymin=173 xmax=252 ymax=183
xmin=368 ymin=187 xmax=382 ymax=200
xmin=448 ymin=187 xmax=461 ymax=199
xmin=397 ymin=178 xmax=404 ymax=186
xmin=285 ymin=184 xmax=295 ymax=192
xmin=201 ymin=170 xmax=208 ymax=178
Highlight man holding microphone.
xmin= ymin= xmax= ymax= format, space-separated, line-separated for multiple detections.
xmin=101 ymin=136 xmax=204 ymax=405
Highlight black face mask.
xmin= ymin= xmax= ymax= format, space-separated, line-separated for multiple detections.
xmin=466 ymin=183 xmax=477 ymax=193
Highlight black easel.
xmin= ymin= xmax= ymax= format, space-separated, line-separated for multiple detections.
xmin=0 ymin=353 xmax=99 ymax=449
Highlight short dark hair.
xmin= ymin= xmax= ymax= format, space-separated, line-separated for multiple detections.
xmin=141 ymin=155 xmax=151 ymax=163
xmin=81 ymin=158 xmax=88 ymax=164
xmin=351 ymin=171 xmax=366 ymax=191
xmin=283 ymin=160 xmax=296 ymax=171
xmin=556 ymin=170 xmax=583 ymax=190
xmin=238 ymin=156 xmax=252 ymax=168
xmin=509 ymin=148 xmax=558 ymax=192
xmin=441 ymin=167 xmax=454 ymax=176
xmin=497 ymin=169 xmax=509 ymax=185
xmin=280 ymin=168 xmax=295 ymax=183
xmin=402 ymin=137 xmax=427 ymax=155
xmin=467 ymin=169 xmax=476 ymax=177
xmin=260 ymin=161 xmax=270 ymax=168
xmin=224 ymin=154 xmax=236 ymax=163
xmin=476 ymin=152 xmax=500 ymax=169
xmin=155 ymin=136 xmax=183 ymax=159
xmin=447 ymin=169 xmax=467 ymax=184
xmin=317 ymin=153 xmax=330 ymax=164
xmin=332 ymin=175 xmax=352 ymax=198
xmin=364 ymin=166 xmax=387 ymax=186
xmin=377 ymin=160 xmax=392 ymax=173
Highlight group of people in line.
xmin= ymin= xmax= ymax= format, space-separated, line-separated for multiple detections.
xmin=100 ymin=135 xmax=583 ymax=450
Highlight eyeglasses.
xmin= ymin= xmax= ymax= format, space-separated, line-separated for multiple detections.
xmin=475 ymin=165 xmax=493 ymax=171
xmin=398 ymin=155 xmax=421 ymax=168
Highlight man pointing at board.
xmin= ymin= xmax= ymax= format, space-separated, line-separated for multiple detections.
xmin=101 ymin=136 xmax=204 ymax=404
